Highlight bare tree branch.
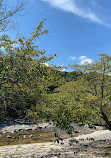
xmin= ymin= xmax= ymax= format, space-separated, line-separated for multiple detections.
xmin=0 ymin=0 xmax=28 ymax=32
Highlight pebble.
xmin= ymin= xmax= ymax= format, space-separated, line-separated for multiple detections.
xmin=23 ymin=135 xmax=26 ymax=139
xmin=29 ymin=134 xmax=33 ymax=138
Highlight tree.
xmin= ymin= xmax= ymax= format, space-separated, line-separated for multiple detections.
xmin=33 ymin=53 xmax=111 ymax=133
xmin=0 ymin=20 xmax=56 ymax=120
xmin=0 ymin=0 xmax=27 ymax=32
xmin=71 ymin=54 xmax=111 ymax=130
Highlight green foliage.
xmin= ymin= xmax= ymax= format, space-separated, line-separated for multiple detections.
xmin=0 ymin=20 xmax=56 ymax=119
xmin=1 ymin=12 xmax=111 ymax=133
xmin=58 ymin=71 xmax=83 ymax=82
xmin=34 ymin=54 xmax=111 ymax=132
xmin=50 ymin=81 xmax=100 ymax=125
xmin=71 ymin=54 xmax=111 ymax=129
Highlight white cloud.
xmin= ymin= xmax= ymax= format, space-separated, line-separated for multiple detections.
xmin=78 ymin=56 xmax=86 ymax=60
xmin=44 ymin=63 xmax=66 ymax=71
xmin=61 ymin=67 xmax=66 ymax=72
xmin=41 ymin=0 xmax=110 ymax=26
xmin=68 ymin=56 xmax=76 ymax=60
xmin=68 ymin=55 xmax=93 ymax=65
xmin=78 ymin=56 xmax=93 ymax=65
xmin=80 ymin=58 xmax=93 ymax=65
xmin=44 ymin=62 xmax=50 ymax=67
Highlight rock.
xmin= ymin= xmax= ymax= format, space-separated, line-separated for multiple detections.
xmin=29 ymin=134 xmax=33 ymax=138
xmin=103 ymin=152 xmax=110 ymax=157
xmin=28 ymin=128 xmax=32 ymax=131
xmin=7 ymin=135 xmax=11 ymax=138
xmin=23 ymin=135 xmax=26 ymax=138
xmin=25 ymin=128 xmax=32 ymax=131
xmin=18 ymin=129 xmax=22 ymax=132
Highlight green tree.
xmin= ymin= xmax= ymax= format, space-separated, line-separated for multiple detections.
xmin=0 ymin=20 xmax=56 ymax=120
xmin=71 ymin=54 xmax=111 ymax=130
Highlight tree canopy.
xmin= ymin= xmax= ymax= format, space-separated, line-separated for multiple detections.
xmin=0 ymin=20 xmax=57 ymax=120
xmin=71 ymin=54 xmax=111 ymax=130
xmin=0 ymin=0 xmax=111 ymax=133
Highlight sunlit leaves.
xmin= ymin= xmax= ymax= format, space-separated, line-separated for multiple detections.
xmin=0 ymin=20 xmax=56 ymax=119
xmin=71 ymin=53 xmax=111 ymax=129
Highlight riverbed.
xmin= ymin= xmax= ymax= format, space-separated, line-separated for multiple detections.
xmin=0 ymin=122 xmax=111 ymax=157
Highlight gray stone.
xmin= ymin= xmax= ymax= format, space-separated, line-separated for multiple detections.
xmin=29 ymin=134 xmax=33 ymax=138
xmin=7 ymin=135 xmax=11 ymax=138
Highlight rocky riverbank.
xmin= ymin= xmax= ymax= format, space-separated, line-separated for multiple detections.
xmin=0 ymin=122 xmax=111 ymax=158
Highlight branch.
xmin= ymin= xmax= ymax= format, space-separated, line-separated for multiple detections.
xmin=85 ymin=90 xmax=95 ymax=96
xmin=0 ymin=0 xmax=28 ymax=31
xmin=100 ymin=105 xmax=111 ymax=131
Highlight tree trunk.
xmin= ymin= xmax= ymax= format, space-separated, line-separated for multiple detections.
xmin=100 ymin=105 xmax=111 ymax=131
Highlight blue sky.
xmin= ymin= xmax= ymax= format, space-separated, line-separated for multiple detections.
xmin=5 ymin=0 xmax=111 ymax=70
